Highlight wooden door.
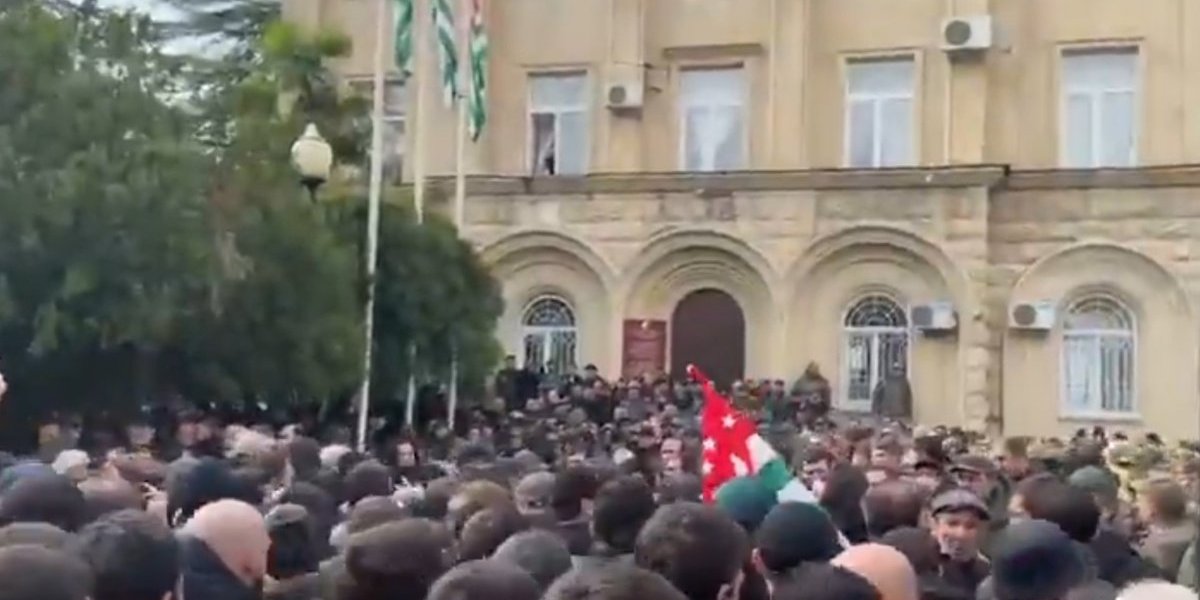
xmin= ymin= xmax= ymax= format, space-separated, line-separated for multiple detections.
xmin=670 ymin=289 xmax=746 ymax=391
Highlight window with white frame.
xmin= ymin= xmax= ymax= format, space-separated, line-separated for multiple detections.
xmin=350 ymin=79 xmax=407 ymax=180
xmin=679 ymin=67 xmax=746 ymax=172
xmin=521 ymin=296 xmax=578 ymax=375
xmin=842 ymin=294 xmax=909 ymax=411
xmin=529 ymin=73 xmax=588 ymax=176
xmin=844 ymin=57 xmax=915 ymax=168
xmin=1062 ymin=296 xmax=1135 ymax=416
xmin=1061 ymin=48 xmax=1139 ymax=168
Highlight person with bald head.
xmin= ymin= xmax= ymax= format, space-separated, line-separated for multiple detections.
xmin=179 ymin=499 xmax=271 ymax=600
xmin=832 ymin=543 xmax=919 ymax=600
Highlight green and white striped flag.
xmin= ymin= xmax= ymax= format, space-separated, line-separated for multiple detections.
xmin=431 ymin=0 xmax=459 ymax=106
xmin=392 ymin=0 xmax=414 ymax=77
xmin=466 ymin=0 xmax=488 ymax=140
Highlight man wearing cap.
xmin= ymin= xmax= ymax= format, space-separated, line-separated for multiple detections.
xmin=929 ymin=488 xmax=991 ymax=597
xmin=950 ymin=455 xmax=1012 ymax=533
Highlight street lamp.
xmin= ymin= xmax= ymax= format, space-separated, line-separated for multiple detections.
xmin=291 ymin=123 xmax=333 ymax=202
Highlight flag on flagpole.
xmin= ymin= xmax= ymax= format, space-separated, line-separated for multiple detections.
xmin=692 ymin=364 xmax=818 ymax=504
xmin=392 ymin=0 xmax=414 ymax=77
xmin=466 ymin=0 xmax=488 ymax=140
xmin=431 ymin=0 xmax=459 ymax=105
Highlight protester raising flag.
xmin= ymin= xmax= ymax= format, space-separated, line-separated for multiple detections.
xmin=692 ymin=364 xmax=817 ymax=504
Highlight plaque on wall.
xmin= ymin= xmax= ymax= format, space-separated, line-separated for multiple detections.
xmin=622 ymin=319 xmax=667 ymax=379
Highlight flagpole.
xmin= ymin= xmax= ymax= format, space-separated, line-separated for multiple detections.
xmin=453 ymin=0 xmax=468 ymax=230
xmin=412 ymin=0 xmax=428 ymax=225
xmin=402 ymin=0 xmax=432 ymax=430
xmin=356 ymin=0 xmax=390 ymax=453
xmin=405 ymin=344 xmax=417 ymax=427
xmin=446 ymin=0 xmax=470 ymax=434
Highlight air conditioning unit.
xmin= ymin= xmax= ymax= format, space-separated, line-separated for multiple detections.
xmin=606 ymin=79 xmax=644 ymax=111
xmin=911 ymin=302 xmax=958 ymax=332
xmin=1010 ymin=301 xmax=1056 ymax=331
xmin=941 ymin=15 xmax=994 ymax=53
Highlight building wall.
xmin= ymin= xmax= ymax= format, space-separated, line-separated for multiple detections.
xmin=284 ymin=0 xmax=1200 ymax=438
xmin=992 ymin=171 xmax=1200 ymax=439
xmin=424 ymin=167 xmax=1200 ymax=440
xmin=287 ymin=0 xmax=1200 ymax=173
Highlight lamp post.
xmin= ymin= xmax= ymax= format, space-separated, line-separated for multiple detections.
xmin=291 ymin=123 xmax=333 ymax=202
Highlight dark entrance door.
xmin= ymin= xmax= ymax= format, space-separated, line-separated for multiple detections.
xmin=670 ymin=289 xmax=746 ymax=391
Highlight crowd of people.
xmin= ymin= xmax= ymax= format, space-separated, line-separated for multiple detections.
xmin=3 ymin=361 xmax=1200 ymax=600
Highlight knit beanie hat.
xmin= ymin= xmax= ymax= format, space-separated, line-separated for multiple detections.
xmin=755 ymin=501 xmax=843 ymax=572
xmin=991 ymin=519 xmax=1085 ymax=600
xmin=1067 ymin=466 xmax=1119 ymax=503
xmin=715 ymin=476 xmax=776 ymax=532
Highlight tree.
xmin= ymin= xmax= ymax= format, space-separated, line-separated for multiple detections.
xmin=168 ymin=20 xmax=366 ymax=408
xmin=183 ymin=18 xmax=503 ymax=413
xmin=0 ymin=2 xmax=503 ymax=437
xmin=331 ymin=199 xmax=503 ymax=409
xmin=0 ymin=1 xmax=216 ymax=426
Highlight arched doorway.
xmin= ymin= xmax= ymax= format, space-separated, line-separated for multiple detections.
xmin=670 ymin=289 xmax=745 ymax=390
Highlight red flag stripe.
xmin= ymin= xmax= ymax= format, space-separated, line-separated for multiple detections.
xmin=692 ymin=364 xmax=757 ymax=502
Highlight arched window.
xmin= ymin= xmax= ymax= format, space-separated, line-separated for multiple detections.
xmin=1062 ymin=295 xmax=1135 ymax=415
xmin=842 ymin=294 xmax=909 ymax=410
xmin=521 ymin=296 xmax=578 ymax=376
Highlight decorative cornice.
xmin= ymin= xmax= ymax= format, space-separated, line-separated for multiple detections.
xmin=425 ymin=165 xmax=1010 ymax=197
xmin=416 ymin=164 xmax=1200 ymax=197
xmin=662 ymin=43 xmax=766 ymax=61
xmin=1003 ymin=165 xmax=1200 ymax=190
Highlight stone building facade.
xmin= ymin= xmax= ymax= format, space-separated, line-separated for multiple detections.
xmin=285 ymin=0 xmax=1200 ymax=438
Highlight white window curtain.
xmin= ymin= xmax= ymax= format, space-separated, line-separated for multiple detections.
xmin=846 ymin=58 xmax=915 ymax=168
xmin=680 ymin=68 xmax=746 ymax=172
xmin=1062 ymin=49 xmax=1138 ymax=168
xmin=1062 ymin=296 xmax=1135 ymax=415
xmin=529 ymin=74 xmax=588 ymax=175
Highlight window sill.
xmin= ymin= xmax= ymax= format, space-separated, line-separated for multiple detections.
xmin=1058 ymin=412 xmax=1142 ymax=424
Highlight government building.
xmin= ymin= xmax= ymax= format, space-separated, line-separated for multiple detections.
xmin=285 ymin=0 xmax=1200 ymax=439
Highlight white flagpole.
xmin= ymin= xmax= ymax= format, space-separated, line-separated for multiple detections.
xmin=356 ymin=0 xmax=390 ymax=453
xmin=405 ymin=344 xmax=417 ymax=426
xmin=446 ymin=0 xmax=470 ymax=433
xmin=403 ymin=0 xmax=433 ymax=429
xmin=453 ymin=0 xmax=469 ymax=230
xmin=412 ymin=0 xmax=429 ymax=225
xmin=448 ymin=340 xmax=459 ymax=431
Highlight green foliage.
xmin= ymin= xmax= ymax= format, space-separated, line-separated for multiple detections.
xmin=0 ymin=1 xmax=215 ymax=420
xmin=330 ymin=198 xmax=503 ymax=405
xmin=0 ymin=1 xmax=502 ymax=432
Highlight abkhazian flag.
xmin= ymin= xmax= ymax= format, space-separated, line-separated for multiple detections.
xmin=693 ymin=364 xmax=818 ymax=505
xmin=466 ymin=0 xmax=488 ymax=140
xmin=432 ymin=0 xmax=459 ymax=105
xmin=393 ymin=0 xmax=414 ymax=77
